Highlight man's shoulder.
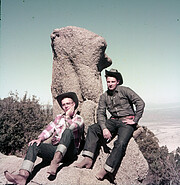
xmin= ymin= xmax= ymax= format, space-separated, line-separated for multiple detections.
xmin=76 ymin=113 xmax=82 ymax=118
xmin=75 ymin=114 xmax=83 ymax=120
xmin=117 ymin=85 xmax=129 ymax=90
xmin=116 ymin=85 xmax=131 ymax=92
xmin=54 ymin=114 xmax=63 ymax=119
xmin=74 ymin=114 xmax=84 ymax=125
xmin=100 ymin=91 xmax=108 ymax=99
xmin=102 ymin=91 xmax=108 ymax=95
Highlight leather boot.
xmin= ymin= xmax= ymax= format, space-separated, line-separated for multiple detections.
xmin=47 ymin=151 xmax=62 ymax=175
xmin=95 ymin=168 xmax=108 ymax=180
xmin=4 ymin=169 xmax=29 ymax=185
xmin=96 ymin=168 xmax=115 ymax=182
xmin=74 ymin=156 xmax=93 ymax=169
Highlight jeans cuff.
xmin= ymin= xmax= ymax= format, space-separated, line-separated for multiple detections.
xmin=82 ymin=150 xmax=94 ymax=159
xmin=20 ymin=159 xmax=34 ymax=173
xmin=104 ymin=163 xmax=114 ymax=173
xmin=56 ymin=144 xmax=67 ymax=156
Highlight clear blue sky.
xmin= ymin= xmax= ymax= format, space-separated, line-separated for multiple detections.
xmin=0 ymin=0 xmax=180 ymax=107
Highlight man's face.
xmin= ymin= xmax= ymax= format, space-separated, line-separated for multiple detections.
xmin=61 ymin=98 xmax=75 ymax=112
xmin=106 ymin=76 xmax=119 ymax=91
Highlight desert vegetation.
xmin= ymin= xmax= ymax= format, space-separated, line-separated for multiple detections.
xmin=0 ymin=92 xmax=53 ymax=156
xmin=135 ymin=127 xmax=180 ymax=184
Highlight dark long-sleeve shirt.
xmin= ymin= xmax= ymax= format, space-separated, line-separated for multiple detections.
xmin=97 ymin=85 xmax=145 ymax=130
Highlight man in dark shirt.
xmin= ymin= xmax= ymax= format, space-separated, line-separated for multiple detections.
xmin=75 ymin=68 xmax=145 ymax=181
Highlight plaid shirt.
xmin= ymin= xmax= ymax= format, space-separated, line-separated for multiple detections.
xmin=38 ymin=113 xmax=84 ymax=149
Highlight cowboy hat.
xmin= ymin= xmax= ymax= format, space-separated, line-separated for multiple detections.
xmin=56 ymin=92 xmax=79 ymax=110
xmin=105 ymin=68 xmax=123 ymax=85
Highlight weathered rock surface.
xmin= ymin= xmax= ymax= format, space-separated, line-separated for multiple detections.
xmin=0 ymin=138 xmax=148 ymax=185
xmin=50 ymin=26 xmax=112 ymax=122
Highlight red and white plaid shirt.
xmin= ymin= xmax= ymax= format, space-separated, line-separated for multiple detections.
xmin=38 ymin=113 xmax=84 ymax=149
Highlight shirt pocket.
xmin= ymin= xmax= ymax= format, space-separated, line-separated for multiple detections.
xmin=116 ymin=95 xmax=128 ymax=107
xmin=106 ymin=97 xmax=113 ymax=110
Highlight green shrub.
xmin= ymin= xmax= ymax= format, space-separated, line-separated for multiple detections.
xmin=135 ymin=127 xmax=180 ymax=184
xmin=0 ymin=92 xmax=53 ymax=156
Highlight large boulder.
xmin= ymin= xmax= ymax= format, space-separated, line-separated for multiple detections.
xmin=50 ymin=26 xmax=112 ymax=124
xmin=0 ymin=139 xmax=148 ymax=185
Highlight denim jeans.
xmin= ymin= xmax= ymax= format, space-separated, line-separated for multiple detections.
xmin=82 ymin=118 xmax=136 ymax=173
xmin=21 ymin=129 xmax=78 ymax=173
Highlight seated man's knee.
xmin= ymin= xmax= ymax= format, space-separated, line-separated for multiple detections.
xmin=88 ymin=123 xmax=100 ymax=131
xmin=31 ymin=142 xmax=38 ymax=148
xmin=114 ymin=140 xmax=127 ymax=150
xmin=26 ymin=142 xmax=39 ymax=153
xmin=63 ymin=128 xmax=72 ymax=133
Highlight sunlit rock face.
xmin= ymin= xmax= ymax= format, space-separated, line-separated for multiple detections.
xmin=51 ymin=26 xmax=111 ymax=126
xmin=0 ymin=139 xmax=149 ymax=185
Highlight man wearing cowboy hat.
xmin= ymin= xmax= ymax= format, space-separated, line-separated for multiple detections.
xmin=75 ymin=69 xmax=145 ymax=181
xmin=4 ymin=92 xmax=84 ymax=185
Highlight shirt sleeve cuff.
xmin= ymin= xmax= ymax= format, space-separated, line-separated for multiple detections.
xmin=100 ymin=124 xmax=107 ymax=130
xmin=38 ymin=135 xmax=45 ymax=141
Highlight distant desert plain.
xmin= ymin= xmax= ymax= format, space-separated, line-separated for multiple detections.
xmin=139 ymin=103 xmax=180 ymax=152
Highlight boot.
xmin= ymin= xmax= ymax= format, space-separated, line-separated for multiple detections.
xmin=47 ymin=151 xmax=62 ymax=175
xmin=74 ymin=156 xmax=93 ymax=169
xmin=4 ymin=169 xmax=29 ymax=185
xmin=95 ymin=168 xmax=108 ymax=180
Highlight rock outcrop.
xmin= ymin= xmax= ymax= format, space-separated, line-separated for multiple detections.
xmin=0 ymin=139 xmax=148 ymax=185
xmin=51 ymin=26 xmax=112 ymax=126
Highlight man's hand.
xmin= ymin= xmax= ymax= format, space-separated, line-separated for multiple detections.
xmin=66 ymin=104 xmax=75 ymax=118
xmin=103 ymin=128 xmax=112 ymax=140
xmin=28 ymin=138 xmax=42 ymax=146
xmin=124 ymin=119 xmax=136 ymax=125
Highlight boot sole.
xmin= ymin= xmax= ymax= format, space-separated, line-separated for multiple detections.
xmin=4 ymin=171 xmax=17 ymax=183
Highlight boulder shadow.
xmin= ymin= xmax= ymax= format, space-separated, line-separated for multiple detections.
xmin=27 ymin=159 xmax=76 ymax=183
xmin=47 ymin=160 xmax=75 ymax=181
xmin=26 ymin=160 xmax=50 ymax=183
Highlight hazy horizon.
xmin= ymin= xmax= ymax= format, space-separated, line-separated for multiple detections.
xmin=139 ymin=105 xmax=180 ymax=152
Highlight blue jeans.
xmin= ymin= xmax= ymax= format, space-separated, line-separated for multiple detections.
xmin=82 ymin=119 xmax=136 ymax=173
xmin=21 ymin=129 xmax=78 ymax=172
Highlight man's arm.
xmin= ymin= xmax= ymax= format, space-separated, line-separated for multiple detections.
xmin=28 ymin=119 xmax=58 ymax=146
xmin=125 ymin=87 xmax=145 ymax=124
xmin=97 ymin=93 xmax=107 ymax=130
xmin=97 ymin=93 xmax=112 ymax=140
xmin=67 ymin=115 xmax=84 ymax=132
xmin=37 ymin=115 xmax=62 ymax=141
